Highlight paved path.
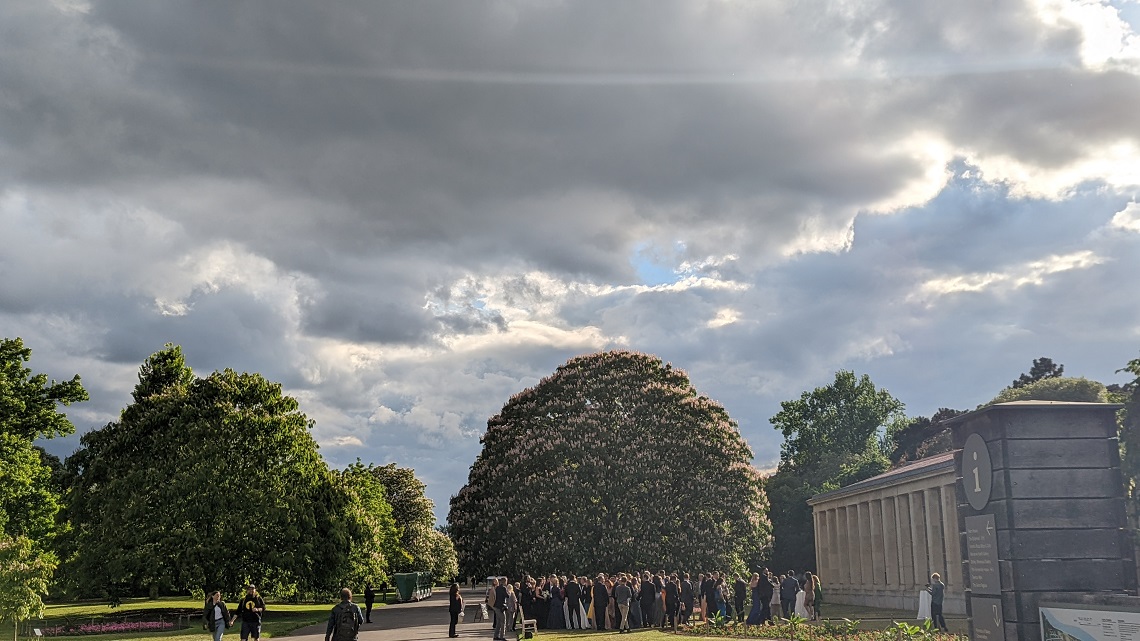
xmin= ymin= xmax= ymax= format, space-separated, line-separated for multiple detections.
xmin=289 ymin=588 xmax=497 ymax=641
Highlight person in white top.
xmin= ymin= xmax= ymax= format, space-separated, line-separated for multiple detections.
xmin=203 ymin=591 xmax=234 ymax=641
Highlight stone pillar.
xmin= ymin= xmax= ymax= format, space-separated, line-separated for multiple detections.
xmin=858 ymin=501 xmax=873 ymax=586
xmin=828 ymin=509 xmax=840 ymax=585
xmin=940 ymin=484 xmax=961 ymax=587
xmin=870 ymin=499 xmax=885 ymax=586
xmin=924 ymin=487 xmax=946 ymax=583
xmin=951 ymin=401 xmax=1136 ymax=641
xmin=837 ymin=506 xmax=850 ymax=586
xmin=909 ymin=492 xmax=929 ymax=586
xmin=847 ymin=505 xmax=862 ymax=585
xmin=883 ymin=497 xmax=900 ymax=587
xmin=897 ymin=494 xmax=916 ymax=589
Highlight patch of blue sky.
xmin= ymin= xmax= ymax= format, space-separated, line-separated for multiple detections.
xmin=630 ymin=240 xmax=682 ymax=286
xmin=1112 ymin=0 xmax=1140 ymax=31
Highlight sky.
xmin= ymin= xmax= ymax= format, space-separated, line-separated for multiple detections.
xmin=4 ymin=0 xmax=1140 ymax=524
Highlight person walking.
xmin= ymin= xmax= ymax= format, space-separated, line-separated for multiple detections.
xmin=202 ymin=591 xmax=233 ymax=641
xmin=448 ymin=583 xmax=464 ymax=638
xmin=363 ymin=584 xmax=375 ymax=624
xmin=929 ymin=573 xmax=949 ymax=633
xmin=236 ymin=585 xmax=266 ymax=641
xmin=324 ymin=588 xmax=363 ymax=641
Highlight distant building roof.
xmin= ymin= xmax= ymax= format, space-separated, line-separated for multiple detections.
xmin=807 ymin=451 xmax=957 ymax=505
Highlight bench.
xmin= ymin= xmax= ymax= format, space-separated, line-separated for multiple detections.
xmin=515 ymin=607 xmax=537 ymax=640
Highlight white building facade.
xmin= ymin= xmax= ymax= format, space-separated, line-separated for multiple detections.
xmin=808 ymin=452 xmax=966 ymax=615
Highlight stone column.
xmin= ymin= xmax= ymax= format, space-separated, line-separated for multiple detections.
xmin=870 ymin=499 xmax=885 ymax=586
xmin=909 ymin=492 xmax=929 ymax=586
xmin=847 ymin=505 xmax=862 ymax=585
xmin=883 ymin=496 xmax=900 ymax=588
xmin=836 ymin=506 xmax=850 ymax=586
xmin=827 ymin=508 xmax=840 ymax=585
xmin=924 ymin=487 xmax=946 ymax=583
xmin=939 ymin=485 xmax=961 ymax=588
xmin=896 ymin=494 xmax=916 ymax=589
xmin=858 ymin=501 xmax=873 ymax=586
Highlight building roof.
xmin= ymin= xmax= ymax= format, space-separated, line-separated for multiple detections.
xmin=807 ymin=451 xmax=957 ymax=505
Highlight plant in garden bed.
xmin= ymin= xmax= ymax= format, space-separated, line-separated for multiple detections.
xmin=677 ymin=617 xmax=969 ymax=641
xmin=41 ymin=621 xmax=177 ymax=636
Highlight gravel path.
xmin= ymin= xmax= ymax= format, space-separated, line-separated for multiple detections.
xmin=288 ymin=588 xmax=497 ymax=641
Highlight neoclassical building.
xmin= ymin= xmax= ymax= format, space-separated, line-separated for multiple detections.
xmin=808 ymin=452 xmax=965 ymax=614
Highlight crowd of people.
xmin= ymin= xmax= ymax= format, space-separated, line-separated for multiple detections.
xmin=459 ymin=568 xmax=825 ymax=640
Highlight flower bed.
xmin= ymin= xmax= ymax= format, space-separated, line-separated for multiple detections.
xmin=41 ymin=621 xmax=177 ymax=636
xmin=676 ymin=617 xmax=970 ymax=641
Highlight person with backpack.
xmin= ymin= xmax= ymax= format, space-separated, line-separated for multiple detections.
xmin=324 ymin=588 xmax=364 ymax=641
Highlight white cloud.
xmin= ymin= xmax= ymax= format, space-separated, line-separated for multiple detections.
xmin=1111 ymin=201 xmax=1140 ymax=232
xmin=916 ymin=250 xmax=1107 ymax=298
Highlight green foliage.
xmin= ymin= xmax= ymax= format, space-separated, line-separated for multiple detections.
xmin=988 ymin=376 xmax=1108 ymax=405
xmin=58 ymin=345 xmax=379 ymax=601
xmin=1011 ymin=357 xmax=1064 ymax=389
xmin=767 ymin=371 xmax=901 ymax=570
xmin=0 ymin=338 xmax=88 ymax=545
xmin=772 ymin=371 xmax=904 ymax=470
xmin=885 ymin=409 xmax=964 ymax=466
xmin=334 ymin=462 xmax=400 ymax=587
xmin=0 ymin=534 xmax=56 ymax=630
xmin=367 ymin=464 xmax=441 ymax=575
xmin=1119 ymin=356 xmax=1140 ymax=502
xmin=448 ymin=351 xmax=770 ymax=577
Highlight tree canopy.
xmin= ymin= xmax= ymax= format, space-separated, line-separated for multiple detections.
xmin=767 ymin=370 xmax=903 ymax=571
xmin=447 ymin=351 xmax=770 ymax=578
xmin=1011 ymin=357 xmax=1064 ymax=389
xmin=0 ymin=338 xmax=86 ymax=636
xmin=989 ymin=376 xmax=1108 ymax=405
xmin=59 ymin=346 xmax=399 ymax=600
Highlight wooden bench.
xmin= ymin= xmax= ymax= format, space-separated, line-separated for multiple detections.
xmin=515 ymin=607 xmax=537 ymax=640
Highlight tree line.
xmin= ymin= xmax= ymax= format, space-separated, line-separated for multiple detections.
xmin=0 ymin=339 xmax=457 ymax=628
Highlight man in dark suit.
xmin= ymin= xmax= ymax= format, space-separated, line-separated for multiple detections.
xmin=780 ymin=571 xmax=800 ymax=619
xmin=639 ymin=572 xmax=656 ymax=627
xmin=733 ymin=574 xmax=748 ymax=622
xmin=564 ymin=575 xmax=582 ymax=629
xmin=757 ymin=572 xmax=775 ymax=624
xmin=702 ymin=573 xmax=717 ymax=621
xmin=679 ymin=573 xmax=695 ymax=625
xmin=665 ymin=574 xmax=680 ymax=629
xmin=494 ymin=578 xmax=509 ymax=640
xmin=592 ymin=576 xmax=609 ymax=631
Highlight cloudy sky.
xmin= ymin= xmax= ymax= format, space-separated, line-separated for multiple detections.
xmin=5 ymin=0 xmax=1140 ymax=522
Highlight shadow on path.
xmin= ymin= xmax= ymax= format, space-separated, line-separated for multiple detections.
xmin=289 ymin=588 xmax=497 ymax=641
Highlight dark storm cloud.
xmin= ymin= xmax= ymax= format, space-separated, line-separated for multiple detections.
xmin=6 ymin=0 xmax=1140 ymax=519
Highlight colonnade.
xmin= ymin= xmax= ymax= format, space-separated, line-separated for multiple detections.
xmin=808 ymin=457 xmax=965 ymax=614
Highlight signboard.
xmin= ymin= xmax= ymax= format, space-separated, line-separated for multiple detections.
xmin=963 ymin=432 xmax=993 ymax=510
xmin=965 ymin=513 xmax=1000 ymax=595
xmin=972 ymin=597 xmax=1006 ymax=641
xmin=1040 ymin=603 xmax=1140 ymax=641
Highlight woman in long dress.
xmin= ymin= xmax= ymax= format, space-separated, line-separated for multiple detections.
xmin=606 ymin=578 xmax=617 ymax=630
xmin=793 ymin=583 xmax=808 ymax=619
xmin=547 ymin=577 xmax=566 ymax=629
xmin=746 ymin=574 xmax=763 ymax=625
xmin=534 ymin=579 xmax=550 ymax=629
xmin=651 ymin=575 xmax=665 ymax=627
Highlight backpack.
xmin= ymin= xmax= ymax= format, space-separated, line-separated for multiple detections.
xmin=332 ymin=603 xmax=359 ymax=641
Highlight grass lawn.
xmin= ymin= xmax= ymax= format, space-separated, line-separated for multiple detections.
xmin=6 ymin=595 xmax=397 ymax=641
